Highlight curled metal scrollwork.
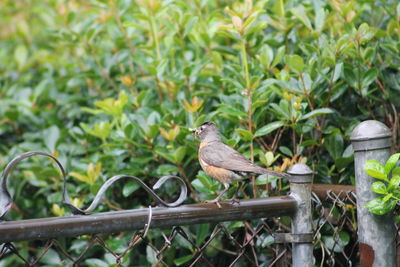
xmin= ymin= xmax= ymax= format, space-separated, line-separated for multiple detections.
xmin=0 ymin=151 xmax=188 ymax=220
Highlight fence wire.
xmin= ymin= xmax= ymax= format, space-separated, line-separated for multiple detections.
xmin=312 ymin=189 xmax=358 ymax=266
xmin=0 ymin=218 xmax=291 ymax=267
xmin=0 ymin=186 xmax=362 ymax=267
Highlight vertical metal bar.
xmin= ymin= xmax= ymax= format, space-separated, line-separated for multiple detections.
xmin=351 ymin=120 xmax=395 ymax=267
xmin=287 ymin=163 xmax=313 ymax=267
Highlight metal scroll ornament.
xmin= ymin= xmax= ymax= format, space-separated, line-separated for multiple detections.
xmin=0 ymin=151 xmax=187 ymax=220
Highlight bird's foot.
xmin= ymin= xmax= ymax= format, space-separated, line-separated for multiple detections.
xmin=204 ymin=198 xmax=222 ymax=208
xmin=227 ymin=197 xmax=240 ymax=204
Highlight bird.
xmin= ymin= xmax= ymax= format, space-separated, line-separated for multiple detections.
xmin=193 ymin=121 xmax=288 ymax=207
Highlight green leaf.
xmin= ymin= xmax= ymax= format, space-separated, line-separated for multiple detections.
xmin=286 ymin=54 xmax=304 ymax=73
xmin=192 ymin=179 xmax=208 ymax=194
xmin=39 ymin=248 xmax=61 ymax=265
xmin=300 ymin=140 xmax=318 ymax=147
xmin=300 ymin=108 xmax=334 ymax=120
xmin=256 ymin=174 xmax=279 ymax=185
xmin=146 ymin=245 xmax=157 ymax=264
xmin=384 ymin=153 xmax=400 ymax=175
xmin=325 ymin=132 xmax=343 ymax=160
xmin=383 ymin=193 xmax=393 ymax=202
xmin=85 ymin=259 xmax=108 ymax=267
xmin=259 ymin=45 xmax=273 ymax=68
xmin=279 ymin=146 xmax=293 ymax=157
xmin=271 ymin=46 xmax=285 ymax=67
xmin=314 ymin=8 xmax=326 ymax=32
xmin=217 ymin=105 xmax=247 ymax=118
xmin=123 ymin=181 xmax=140 ymax=197
xmin=81 ymin=121 xmax=113 ymax=141
xmin=184 ymin=16 xmax=198 ymax=36
xmin=362 ymin=68 xmax=378 ymax=88
xmin=264 ymin=151 xmax=278 ymax=166
xmin=193 ymin=171 xmax=217 ymax=192
xmin=221 ymin=77 xmax=245 ymax=90
xmin=290 ymin=5 xmax=312 ymax=30
xmin=270 ymin=102 xmax=290 ymax=120
xmin=156 ymin=149 xmax=176 ymax=163
xmin=321 ymin=231 xmax=350 ymax=253
xmin=333 ymin=63 xmax=343 ymax=83
xmin=388 ymin=175 xmax=400 ymax=192
xmin=196 ymin=223 xmax=210 ymax=246
xmin=227 ymin=221 xmax=244 ymax=231
xmin=70 ymin=172 xmax=91 ymax=185
xmin=156 ymin=59 xmax=168 ymax=78
xmin=14 ymin=45 xmax=28 ymax=70
xmin=335 ymin=156 xmax=354 ymax=170
xmin=33 ymin=79 xmax=49 ymax=100
xmin=365 ymin=197 xmax=396 ymax=215
xmin=365 ymin=160 xmax=387 ymax=181
xmin=393 ymin=167 xmax=400 ymax=177
xmin=262 ymin=235 xmax=275 ymax=247
xmin=235 ymin=128 xmax=254 ymax=141
xmin=358 ymin=23 xmax=376 ymax=44
xmin=371 ymin=181 xmax=387 ymax=194
xmin=254 ymin=121 xmax=284 ymax=137
xmin=175 ymin=233 xmax=193 ymax=250
xmin=174 ymin=146 xmax=187 ymax=163
xmin=43 ymin=125 xmax=60 ymax=152
xmin=174 ymin=255 xmax=194 ymax=266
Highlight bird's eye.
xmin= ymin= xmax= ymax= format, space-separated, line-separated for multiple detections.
xmin=200 ymin=126 xmax=204 ymax=131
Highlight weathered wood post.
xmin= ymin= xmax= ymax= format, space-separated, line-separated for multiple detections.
xmin=351 ymin=120 xmax=395 ymax=266
xmin=287 ymin=163 xmax=314 ymax=267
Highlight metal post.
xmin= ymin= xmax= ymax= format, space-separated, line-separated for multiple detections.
xmin=351 ymin=120 xmax=395 ymax=267
xmin=287 ymin=163 xmax=314 ymax=267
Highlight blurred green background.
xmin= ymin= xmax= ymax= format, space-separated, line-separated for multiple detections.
xmin=0 ymin=0 xmax=399 ymax=265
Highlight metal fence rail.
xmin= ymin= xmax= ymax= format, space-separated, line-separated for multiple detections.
xmin=0 ymin=199 xmax=298 ymax=266
xmin=0 ymin=197 xmax=296 ymax=243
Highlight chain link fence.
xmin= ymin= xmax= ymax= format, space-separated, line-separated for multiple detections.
xmin=312 ymin=185 xmax=358 ymax=266
xmin=1 ymin=218 xmax=293 ymax=266
xmin=0 ymin=184 xmax=362 ymax=267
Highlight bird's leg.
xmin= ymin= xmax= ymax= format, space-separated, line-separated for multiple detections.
xmin=205 ymin=183 xmax=230 ymax=208
xmin=227 ymin=181 xmax=241 ymax=204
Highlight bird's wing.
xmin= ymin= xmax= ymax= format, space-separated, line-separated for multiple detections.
xmin=200 ymin=142 xmax=288 ymax=178
xmin=200 ymin=142 xmax=261 ymax=173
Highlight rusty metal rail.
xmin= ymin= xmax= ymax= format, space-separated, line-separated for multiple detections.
xmin=0 ymin=196 xmax=296 ymax=243
xmin=312 ymin=184 xmax=355 ymax=199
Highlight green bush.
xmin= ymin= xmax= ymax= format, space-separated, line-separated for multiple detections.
xmin=365 ymin=153 xmax=400 ymax=215
xmin=0 ymin=0 xmax=399 ymax=265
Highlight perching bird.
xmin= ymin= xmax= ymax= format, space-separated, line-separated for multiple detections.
xmin=193 ymin=121 xmax=288 ymax=207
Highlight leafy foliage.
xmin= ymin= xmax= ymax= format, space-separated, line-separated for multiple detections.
xmin=365 ymin=153 xmax=400 ymax=215
xmin=1 ymin=0 xmax=399 ymax=265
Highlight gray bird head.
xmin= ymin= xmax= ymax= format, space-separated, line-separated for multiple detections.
xmin=193 ymin=121 xmax=221 ymax=142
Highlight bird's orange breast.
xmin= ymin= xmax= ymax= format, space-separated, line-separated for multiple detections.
xmin=199 ymin=141 xmax=207 ymax=149
xmin=198 ymin=141 xmax=233 ymax=183
xmin=204 ymin=165 xmax=232 ymax=183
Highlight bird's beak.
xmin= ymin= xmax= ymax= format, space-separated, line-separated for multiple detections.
xmin=191 ymin=127 xmax=200 ymax=136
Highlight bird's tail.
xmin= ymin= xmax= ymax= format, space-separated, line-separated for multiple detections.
xmin=254 ymin=167 xmax=289 ymax=178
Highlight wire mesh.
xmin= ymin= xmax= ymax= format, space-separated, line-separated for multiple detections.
xmin=0 ymin=218 xmax=291 ymax=267
xmin=0 ymin=186 xmax=363 ymax=267
xmin=312 ymin=189 xmax=358 ymax=266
